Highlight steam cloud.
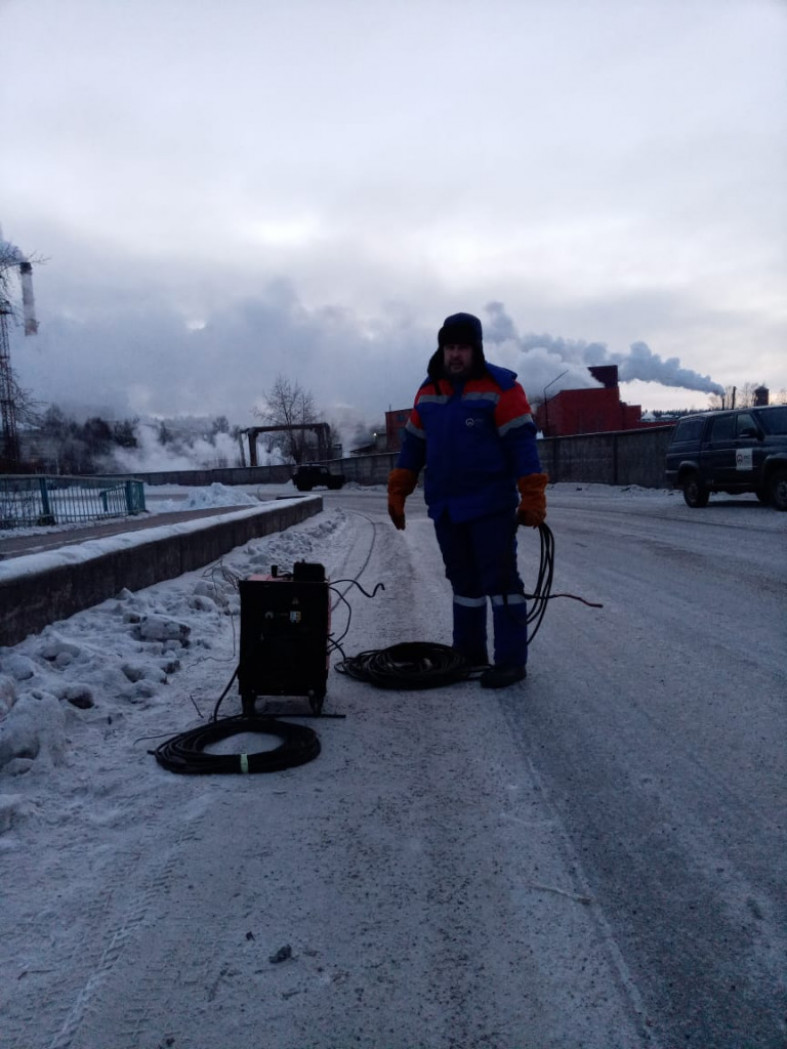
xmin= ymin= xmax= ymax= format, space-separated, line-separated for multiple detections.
xmin=111 ymin=422 xmax=285 ymax=474
xmin=484 ymin=301 xmax=725 ymax=397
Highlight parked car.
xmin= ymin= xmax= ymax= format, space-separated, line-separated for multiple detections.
xmin=665 ymin=405 xmax=787 ymax=509
xmin=292 ymin=463 xmax=346 ymax=492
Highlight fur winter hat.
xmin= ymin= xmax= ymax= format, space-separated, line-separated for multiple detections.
xmin=428 ymin=312 xmax=486 ymax=382
xmin=437 ymin=312 xmax=484 ymax=349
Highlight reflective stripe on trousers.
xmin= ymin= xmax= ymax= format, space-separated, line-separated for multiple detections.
xmin=490 ymin=592 xmax=528 ymax=667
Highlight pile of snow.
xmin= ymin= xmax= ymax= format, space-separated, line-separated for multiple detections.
xmin=149 ymin=481 xmax=260 ymax=512
xmin=0 ymin=506 xmax=352 ymax=778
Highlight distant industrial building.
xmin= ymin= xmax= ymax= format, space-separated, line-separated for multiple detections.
xmin=384 ymin=408 xmax=411 ymax=453
xmin=534 ymin=365 xmax=650 ymax=437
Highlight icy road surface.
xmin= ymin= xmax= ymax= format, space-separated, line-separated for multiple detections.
xmin=1 ymin=483 xmax=785 ymax=1049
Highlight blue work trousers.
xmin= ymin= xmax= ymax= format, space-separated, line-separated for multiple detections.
xmin=433 ymin=509 xmax=528 ymax=668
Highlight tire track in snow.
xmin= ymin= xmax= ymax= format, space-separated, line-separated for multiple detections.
xmin=46 ymin=807 xmax=207 ymax=1049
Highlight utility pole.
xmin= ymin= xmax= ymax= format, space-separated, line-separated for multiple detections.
xmin=542 ymin=369 xmax=568 ymax=437
xmin=0 ymin=295 xmax=20 ymax=466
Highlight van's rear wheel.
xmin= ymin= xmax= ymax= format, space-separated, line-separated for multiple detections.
xmin=769 ymin=470 xmax=787 ymax=511
xmin=682 ymin=473 xmax=710 ymax=508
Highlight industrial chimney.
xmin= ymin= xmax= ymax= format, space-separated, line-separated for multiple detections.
xmin=588 ymin=364 xmax=619 ymax=389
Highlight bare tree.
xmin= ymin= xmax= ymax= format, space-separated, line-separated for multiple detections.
xmin=10 ymin=370 xmax=44 ymax=428
xmin=709 ymin=382 xmax=765 ymax=411
xmin=254 ymin=375 xmax=319 ymax=463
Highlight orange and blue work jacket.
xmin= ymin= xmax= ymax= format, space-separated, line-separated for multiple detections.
xmin=396 ymin=362 xmax=542 ymax=523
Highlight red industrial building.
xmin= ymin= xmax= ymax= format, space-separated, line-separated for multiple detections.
xmin=534 ymin=365 xmax=648 ymax=437
xmin=385 ymin=407 xmax=411 ymax=452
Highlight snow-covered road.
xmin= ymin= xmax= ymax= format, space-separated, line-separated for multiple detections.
xmin=1 ymin=484 xmax=785 ymax=1049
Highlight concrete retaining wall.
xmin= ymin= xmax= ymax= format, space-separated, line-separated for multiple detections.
xmin=128 ymin=456 xmax=398 ymax=488
xmin=127 ymin=463 xmax=296 ymax=487
xmin=0 ymin=497 xmax=322 ymax=647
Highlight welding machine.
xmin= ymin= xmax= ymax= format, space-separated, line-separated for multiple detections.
xmin=238 ymin=562 xmax=330 ymax=716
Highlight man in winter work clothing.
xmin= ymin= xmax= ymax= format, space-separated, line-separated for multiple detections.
xmin=388 ymin=312 xmax=548 ymax=689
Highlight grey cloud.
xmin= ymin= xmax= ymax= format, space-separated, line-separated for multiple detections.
xmin=11 ymin=250 xmax=729 ymax=438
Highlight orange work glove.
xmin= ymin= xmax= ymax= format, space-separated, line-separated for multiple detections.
xmin=516 ymin=472 xmax=549 ymax=528
xmin=387 ymin=468 xmax=418 ymax=530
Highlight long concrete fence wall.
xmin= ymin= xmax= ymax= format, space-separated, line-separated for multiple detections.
xmin=0 ymin=497 xmax=322 ymax=648
xmin=127 ymin=425 xmax=676 ymax=491
xmin=538 ymin=425 xmax=675 ymax=488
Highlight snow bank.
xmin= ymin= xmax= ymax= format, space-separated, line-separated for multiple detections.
xmin=151 ymin=481 xmax=260 ymax=512
xmin=0 ymin=503 xmax=351 ymax=777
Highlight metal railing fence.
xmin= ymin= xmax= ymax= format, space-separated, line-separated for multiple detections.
xmin=0 ymin=475 xmax=146 ymax=529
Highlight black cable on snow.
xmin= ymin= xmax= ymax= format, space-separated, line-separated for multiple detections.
xmin=335 ymin=641 xmax=474 ymax=689
xmin=334 ymin=524 xmax=601 ymax=690
xmin=526 ymin=524 xmax=603 ymax=631
xmin=151 ymin=715 xmax=321 ymax=774
xmin=212 ymin=667 xmax=239 ymax=722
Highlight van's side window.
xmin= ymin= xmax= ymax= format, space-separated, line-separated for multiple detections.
xmin=675 ymin=419 xmax=704 ymax=442
xmin=736 ymin=413 xmax=757 ymax=437
xmin=709 ymin=415 xmax=735 ymax=441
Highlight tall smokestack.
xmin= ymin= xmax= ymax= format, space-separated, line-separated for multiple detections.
xmin=588 ymin=365 xmax=619 ymax=389
xmin=19 ymin=261 xmax=37 ymax=335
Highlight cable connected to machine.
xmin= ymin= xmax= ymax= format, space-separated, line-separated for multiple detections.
xmin=334 ymin=523 xmax=601 ymax=689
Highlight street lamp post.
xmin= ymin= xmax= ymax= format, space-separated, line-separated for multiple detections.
xmin=542 ymin=369 xmax=568 ymax=437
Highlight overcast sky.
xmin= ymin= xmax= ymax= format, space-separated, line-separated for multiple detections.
xmin=1 ymin=0 xmax=785 ymax=434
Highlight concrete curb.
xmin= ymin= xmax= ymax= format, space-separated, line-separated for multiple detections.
xmin=0 ymin=496 xmax=322 ymax=647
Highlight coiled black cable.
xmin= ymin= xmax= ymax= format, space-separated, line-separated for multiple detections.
xmin=152 ymin=715 xmax=320 ymax=774
xmin=522 ymin=521 xmax=555 ymax=641
xmin=334 ymin=523 xmax=600 ymax=690
xmin=335 ymin=641 xmax=473 ymax=689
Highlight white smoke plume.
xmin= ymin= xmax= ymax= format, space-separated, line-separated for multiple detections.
xmin=483 ymin=301 xmax=725 ymax=397
xmin=110 ymin=422 xmax=285 ymax=474
xmin=613 ymin=341 xmax=724 ymax=394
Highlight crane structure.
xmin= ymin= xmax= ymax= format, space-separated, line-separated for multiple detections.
xmin=240 ymin=422 xmax=331 ymax=467
xmin=0 ymin=234 xmax=38 ymax=471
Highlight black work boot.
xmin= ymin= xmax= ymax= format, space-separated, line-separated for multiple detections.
xmin=480 ymin=665 xmax=526 ymax=689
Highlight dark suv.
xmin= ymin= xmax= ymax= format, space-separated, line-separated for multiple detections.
xmin=665 ymin=405 xmax=787 ymax=510
xmin=292 ymin=463 xmax=346 ymax=492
